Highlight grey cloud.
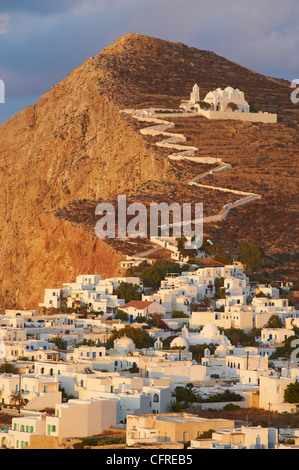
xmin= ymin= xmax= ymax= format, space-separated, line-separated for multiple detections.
xmin=0 ymin=0 xmax=298 ymax=124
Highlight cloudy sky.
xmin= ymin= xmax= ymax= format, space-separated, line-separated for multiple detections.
xmin=0 ymin=0 xmax=298 ymax=124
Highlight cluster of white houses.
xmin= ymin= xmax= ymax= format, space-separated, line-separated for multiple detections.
xmin=38 ymin=274 xmax=143 ymax=314
xmin=0 ymin=264 xmax=299 ymax=449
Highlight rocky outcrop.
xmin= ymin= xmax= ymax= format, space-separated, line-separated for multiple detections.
xmin=0 ymin=52 xmax=168 ymax=309
xmin=0 ymin=33 xmax=297 ymax=308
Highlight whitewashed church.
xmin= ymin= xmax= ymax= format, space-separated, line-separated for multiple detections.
xmin=180 ymin=83 xmax=277 ymax=123
xmin=181 ymin=83 xmax=250 ymax=113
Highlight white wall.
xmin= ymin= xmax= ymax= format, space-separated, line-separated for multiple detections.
xmin=196 ymin=108 xmax=277 ymax=123
xmin=46 ymin=398 xmax=117 ymax=442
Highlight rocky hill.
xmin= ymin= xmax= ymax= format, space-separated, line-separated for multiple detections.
xmin=0 ymin=33 xmax=298 ymax=309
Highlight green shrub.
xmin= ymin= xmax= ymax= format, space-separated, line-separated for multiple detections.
xmin=198 ymin=389 xmax=243 ymax=403
xmin=74 ymin=436 xmax=126 ymax=448
xmin=115 ymin=310 xmax=129 ymax=321
xmin=223 ymin=403 xmax=241 ymax=410
xmin=197 ymin=429 xmax=215 ymax=439
xmin=172 ymin=311 xmax=189 ymax=318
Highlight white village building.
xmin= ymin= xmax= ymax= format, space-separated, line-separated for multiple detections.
xmin=260 ymin=328 xmax=295 ymax=346
xmin=259 ymin=376 xmax=298 ymax=413
xmin=39 ymin=274 xmax=129 ymax=315
xmin=120 ymin=300 xmax=166 ymax=323
xmin=7 ymin=397 xmax=117 ymax=448
xmin=189 ymin=425 xmax=278 ymax=449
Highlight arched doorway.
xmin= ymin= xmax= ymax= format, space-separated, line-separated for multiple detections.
xmin=0 ymin=436 xmax=8 ymax=448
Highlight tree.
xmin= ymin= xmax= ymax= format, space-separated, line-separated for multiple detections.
xmin=284 ymin=381 xmax=299 ymax=404
xmin=142 ymin=259 xmax=187 ymax=288
xmin=250 ymin=103 xmax=262 ymax=113
xmin=133 ymin=316 xmax=147 ymax=323
xmin=171 ymin=386 xmax=198 ymax=408
xmin=142 ymin=267 xmax=161 ymax=288
xmin=199 ymin=100 xmax=211 ymax=110
xmin=226 ymin=102 xmax=238 ymax=111
xmin=49 ymin=336 xmax=67 ymax=350
xmin=125 ymin=260 xmax=149 ymax=277
xmin=203 ymin=241 xmax=232 ymax=264
xmin=215 ymin=287 xmax=227 ymax=300
xmin=79 ymin=339 xmax=96 ymax=347
xmin=238 ymin=241 xmax=265 ymax=271
xmin=214 ymin=277 xmax=224 ymax=290
xmin=224 ymin=328 xmax=260 ymax=347
xmin=189 ymin=344 xmax=216 ymax=362
xmin=167 ymin=400 xmax=183 ymax=412
xmin=214 ymin=277 xmax=226 ymax=300
xmin=175 ymin=236 xmax=197 ymax=259
xmin=106 ymin=325 xmax=154 ymax=350
xmin=10 ymin=392 xmax=19 ymax=406
xmin=161 ymin=335 xmax=179 ymax=349
xmin=269 ymin=335 xmax=299 ymax=360
xmin=264 ymin=314 xmax=283 ymax=329
xmin=0 ymin=363 xmax=17 ymax=374
xmin=114 ymin=282 xmax=142 ymax=304
xmin=115 ymin=309 xmax=129 ymax=322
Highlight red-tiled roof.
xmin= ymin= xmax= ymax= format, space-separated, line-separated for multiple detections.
xmin=121 ymin=300 xmax=154 ymax=309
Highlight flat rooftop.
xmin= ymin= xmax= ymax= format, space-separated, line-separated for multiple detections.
xmin=141 ymin=413 xmax=233 ymax=423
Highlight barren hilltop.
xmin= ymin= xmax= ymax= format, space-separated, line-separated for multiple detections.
xmin=0 ymin=33 xmax=298 ymax=309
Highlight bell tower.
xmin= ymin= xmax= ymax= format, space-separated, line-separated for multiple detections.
xmin=190 ymin=83 xmax=200 ymax=104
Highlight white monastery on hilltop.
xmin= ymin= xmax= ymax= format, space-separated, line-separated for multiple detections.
xmin=204 ymin=86 xmax=250 ymax=112
xmin=180 ymin=83 xmax=277 ymax=123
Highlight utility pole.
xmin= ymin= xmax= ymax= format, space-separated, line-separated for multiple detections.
xmin=18 ymin=372 xmax=21 ymax=414
xmin=58 ymin=333 xmax=61 ymax=362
